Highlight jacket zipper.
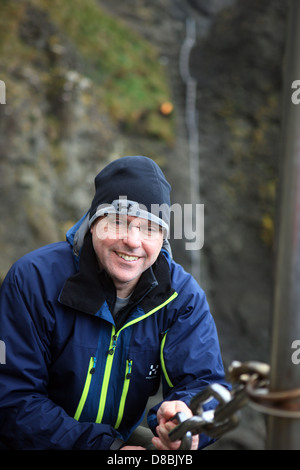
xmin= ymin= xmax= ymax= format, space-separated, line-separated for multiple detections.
xmin=74 ymin=356 xmax=96 ymax=421
xmin=160 ymin=330 xmax=174 ymax=388
xmin=95 ymin=328 xmax=117 ymax=423
xmin=114 ymin=359 xmax=133 ymax=429
xmin=74 ymin=291 xmax=178 ymax=423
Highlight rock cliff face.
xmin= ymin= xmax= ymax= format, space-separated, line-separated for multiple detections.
xmin=0 ymin=0 xmax=287 ymax=449
xmin=0 ymin=0 xmax=175 ymax=278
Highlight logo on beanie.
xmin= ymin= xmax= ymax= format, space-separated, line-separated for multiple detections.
xmin=113 ymin=199 xmax=142 ymax=216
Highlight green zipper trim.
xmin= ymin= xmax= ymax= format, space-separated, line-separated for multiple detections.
xmin=75 ymin=291 xmax=178 ymax=424
xmin=114 ymin=359 xmax=133 ymax=429
xmin=95 ymin=327 xmax=116 ymax=423
xmin=160 ymin=331 xmax=174 ymax=388
xmin=122 ymin=291 xmax=178 ymax=330
xmin=74 ymin=356 xmax=95 ymax=421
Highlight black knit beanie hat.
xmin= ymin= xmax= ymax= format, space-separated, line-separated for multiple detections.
xmin=88 ymin=156 xmax=171 ymax=236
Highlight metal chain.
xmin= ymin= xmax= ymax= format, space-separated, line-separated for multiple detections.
xmin=168 ymin=360 xmax=300 ymax=450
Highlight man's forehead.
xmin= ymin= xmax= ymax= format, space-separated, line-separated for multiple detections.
xmin=109 ymin=213 xmax=160 ymax=226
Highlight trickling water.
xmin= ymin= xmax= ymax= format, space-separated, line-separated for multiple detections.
xmin=179 ymin=17 xmax=201 ymax=283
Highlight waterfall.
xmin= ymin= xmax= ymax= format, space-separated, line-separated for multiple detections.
xmin=179 ymin=17 xmax=201 ymax=283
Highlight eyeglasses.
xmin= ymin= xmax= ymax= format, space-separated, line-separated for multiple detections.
xmin=97 ymin=214 xmax=163 ymax=241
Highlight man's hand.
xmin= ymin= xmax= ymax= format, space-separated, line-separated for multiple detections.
xmin=121 ymin=445 xmax=146 ymax=450
xmin=151 ymin=400 xmax=199 ymax=450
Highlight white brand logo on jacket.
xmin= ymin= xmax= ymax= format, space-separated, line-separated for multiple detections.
xmin=146 ymin=364 xmax=159 ymax=379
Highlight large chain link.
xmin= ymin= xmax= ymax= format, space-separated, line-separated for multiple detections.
xmin=168 ymin=361 xmax=271 ymax=449
xmin=169 ymin=360 xmax=300 ymax=449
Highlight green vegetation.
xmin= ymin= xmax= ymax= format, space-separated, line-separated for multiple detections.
xmin=0 ymin=0 xmax=174 ymax=143
xmin=217 ymin=94 xmax=278 ymax=249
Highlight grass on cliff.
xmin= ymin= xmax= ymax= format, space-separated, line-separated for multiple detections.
xmin=0 ymin=0 xmax=174 ymax=143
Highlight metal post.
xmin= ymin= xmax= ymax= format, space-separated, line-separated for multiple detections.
xmin=267 ymin=0 xmax=300 ymax=450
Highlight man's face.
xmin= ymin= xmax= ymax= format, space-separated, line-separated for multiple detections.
xmin=90 ymin=214 xmax=164 ymax=297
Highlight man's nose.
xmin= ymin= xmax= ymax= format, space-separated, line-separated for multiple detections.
xmin=123 ymin=226 xmax=142 ymax=247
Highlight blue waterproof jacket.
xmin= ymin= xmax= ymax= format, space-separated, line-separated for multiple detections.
xmin=0 ymin=215 xmax=227 ymax=450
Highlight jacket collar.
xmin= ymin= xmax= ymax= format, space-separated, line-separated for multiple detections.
xmin=59 ymin=233 xmax=174 ymax=326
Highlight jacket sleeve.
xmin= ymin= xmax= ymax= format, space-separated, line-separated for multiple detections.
xmin=0 ymin=264 xmax=123 ymax=450
xmin=147 ymin=263 xmax=229 ymax=449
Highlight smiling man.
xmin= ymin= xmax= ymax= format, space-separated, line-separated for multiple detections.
xmin=90 ymin=213 xmax=164 ymax=299
xmin=0 ymin=156 xmax=228 ymax=450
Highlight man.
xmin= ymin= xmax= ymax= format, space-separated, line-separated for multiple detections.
xmin=0 ymin=156 xmax=227 ymax=450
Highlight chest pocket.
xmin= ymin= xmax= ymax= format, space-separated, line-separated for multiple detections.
xmin=128 ymin=348 xmax=161 ymax=397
